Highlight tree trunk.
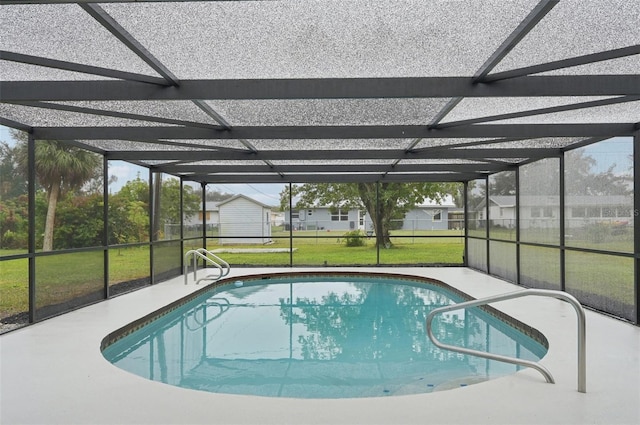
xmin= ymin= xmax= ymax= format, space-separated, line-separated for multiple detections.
xmin=42 ymin=182 xmax=61 ymax=251
xmin=357 ymin=183 xmax=393 ymax=248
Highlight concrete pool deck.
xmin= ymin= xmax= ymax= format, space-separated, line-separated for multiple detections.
xmin=1 ymin=267 xmax=639 ymax=425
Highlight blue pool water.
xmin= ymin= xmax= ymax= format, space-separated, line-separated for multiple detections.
xmin=102 ymin=274 xmax=547 ymax=398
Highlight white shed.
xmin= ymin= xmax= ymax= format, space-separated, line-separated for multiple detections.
xmin=218 ymin=194 xmax=273 ymax=245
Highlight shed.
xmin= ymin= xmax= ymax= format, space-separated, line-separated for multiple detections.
xmin=218 ymin=195 xmax=273 ymax=245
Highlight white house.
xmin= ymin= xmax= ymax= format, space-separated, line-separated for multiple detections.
xmin=476 ymin=195 xmax=633 ymax=229
xmin=400 ymin=198 xmax=459 ymax=231
xmin=218 ymin=194 xmax=273 ymax=245
xmin=183 ymin=201 xmax=220 ymax=236
xmin=285 ymin=197 xmax=460 ymax=232
xmin=285 ymin=207 xmax=365 ymax=232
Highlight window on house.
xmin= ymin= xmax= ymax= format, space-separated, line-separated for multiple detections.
xmin=291 ymin=211 xmax=299 ymax=219
xmin=617 ymin=207 xmax=632 ymax=217
xmin=531 ymin=207 xmax=541 ymax=218
xmin=331 ymin=209 xmax=349 ymax=221
xmin=543 ymin=207 xmax=553 ymax=218
xmin=433 ymin=211 xmax=442 ymax=222
xmin=587 ymin=207 xmax=600 ymax=217
xmin=572 ymin=208 xmax=586 ymax=218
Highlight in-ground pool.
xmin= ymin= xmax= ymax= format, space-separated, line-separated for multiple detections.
xmin=102 ymin=273 xmax=548 ymax=398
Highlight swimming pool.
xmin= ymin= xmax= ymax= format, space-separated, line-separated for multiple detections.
xmin=102 ymin=272 xmax=548 ymax=398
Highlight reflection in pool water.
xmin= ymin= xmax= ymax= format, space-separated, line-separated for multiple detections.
xmin=103 ymin=275 xmax=547 ymax=398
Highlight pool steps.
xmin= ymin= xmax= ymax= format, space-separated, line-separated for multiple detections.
xmin=184 ymin=248 xmax=231 ymax=285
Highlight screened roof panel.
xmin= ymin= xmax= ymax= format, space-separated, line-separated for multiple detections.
xmin=206 ymin=99 xmax=451 ymax=126
xmin=413 ymin=138 xmax=512 ymax=149
xmin=247 ymin=139 xmax=413 ymax=151
xmin=269 ymin=160 xmax=395 ymax=166
xmin=102 ymin=0 xmax=538 ymax=78
xmin=487 ymin=101 xmax=640 ymax=125
xmin=492 ymin=0 xmax=640 ymax=74
xmin=440 ymin=97 xmax=614 ymax=124
xmin=0 ymin=4 xmax=159 ymax=77
xmin=53 ymin=101 xmax=221 ymax=125
xmin=78 ymin=140 xmax=242 ymax=152
xmin=538 ymin=56 xmax=640 ymax=76
xmin=165 ymin=160 xmax=277 ymax=167
xmin=0 ymin=103 xmax=180 ymax=127
xmin=0 ymin=61 xmax=117 ymax=82
xmin=400 ymin=159 xmax=494 ymax=165
xmin=464 ymin=138 xmax=586 ymax=149
xmin=0 ymin=1 xmax=638 ymax=185
xmin=161 ymin=140 xmax=251 ymax=150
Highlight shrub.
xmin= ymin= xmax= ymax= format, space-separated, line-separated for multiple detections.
xmin=342 ymin=230 xmax=366 ymax=247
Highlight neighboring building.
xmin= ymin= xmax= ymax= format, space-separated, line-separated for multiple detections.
xmin=284 ymin=197 xmax=461 ymax=232
xmin=285 ymin=207 xmax=365 ymax=232
xmin=218 ymin=194 xmax=273 ymax=245
xmin=400 ymin=199 xmax=458 ymax=231
xmin=475 ymin=195 xmax=633 ymax=229
xmin=183 ymin=201 xmax=220 ymax=236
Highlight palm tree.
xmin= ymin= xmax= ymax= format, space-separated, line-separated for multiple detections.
xmin=21 ymin=140 xmax=101 ymax=251
xmin=37 ymin=141 xmax=100 ymax=251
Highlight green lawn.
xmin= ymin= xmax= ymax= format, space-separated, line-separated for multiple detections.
xmin=1 ymin=229 xmax=635 ymax=321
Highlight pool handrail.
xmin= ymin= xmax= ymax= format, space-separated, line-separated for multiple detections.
xmin=184 ymin=298 xmax=231 ymax=331
xmin=425 ymin=288 xmax=586 ymax=393
xmin=184 ymin=248 xmax=231 ymax=285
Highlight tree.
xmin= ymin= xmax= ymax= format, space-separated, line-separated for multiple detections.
xmin=488 ymin=170 xmax=516 ymax=196
xmin=206 ymin=188 xmax=233 ymax=202
xmin=0 ymin=141 xmax=27 ymax=201
xmin=280 ymin=182 xmax=458 ymax=248
xmin=565 ymin=149 xmax=631 ymax=196
xmin=11 ymin=135 xmax=102 ymax=251
xmin=109 ymin=176 xmax=150 ymax=244
xmin=110 ymin=176 xmax=201 ymax=243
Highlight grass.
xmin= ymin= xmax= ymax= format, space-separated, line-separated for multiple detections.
xmin=0 ymin=229 xmax=635 ymax=321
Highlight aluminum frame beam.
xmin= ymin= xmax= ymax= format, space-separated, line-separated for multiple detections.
xmin=435 ymin=96 xmax=640 ymax=128
xmin=79 ymin=3 xmax=179 ymax=86
xmin=3 ymin=76 xmax=640 ymax=102
xmin=156 ymin=163 xmax=507 ymax=174
xmin=103 ymin=147 xmax=558 ymax=161
xmin=32 ymin=123 xmax=637 ymax=141
xmin=484 ymin=45 xmax=640 ymax=82
xmin=180 ymin=173 xmax=484 ymax=184
xmin=0 ymin=51 xmax=169 ymax=85
xmin=473 ymin=0 xmax=558 ymax=82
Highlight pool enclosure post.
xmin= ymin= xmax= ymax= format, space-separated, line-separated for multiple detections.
xmin=179 ymin=178 xmax=184 ymax=272
xmin=634 ymin=129 xmax=640 ymax=325
xmin=376 ymin=181 xmax=380 ymax=264
xmin=288 ymin=182 xmax=293 ymax=267
xmin=201 ymin=182 xmax=207 ymax=262
xmin=515 ymin=167 xmax=521 ymax=285
xmin=559 ymin=153 xmax=566 ymax=292
xmin=485 ymin=175 xmax=490 ymax=273
xmin=463 ymin=181 xmax=469 ymax=266
xmin=27 ymin=133 xmax=36 ymax=324
xmin=103 ymin=155 xmax=109 ymax=299
xmin=148 ymin=168 xmax=155 ymax=283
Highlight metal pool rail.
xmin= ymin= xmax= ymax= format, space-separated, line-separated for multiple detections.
xmin=184 ymin=248 xmax=231 ymax=285
xmin=426 ymin=288 xmax=586 ymax=393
